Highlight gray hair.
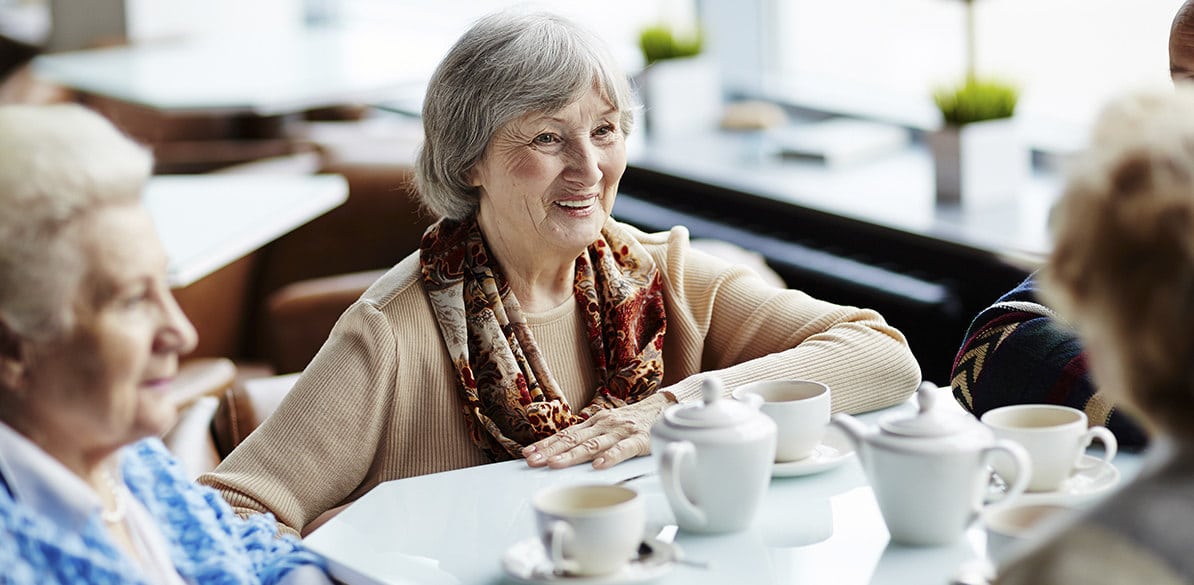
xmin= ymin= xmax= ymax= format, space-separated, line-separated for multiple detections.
xmin=0 ymin=104 xmax=152 ymax=339
xmin=415 ymin=10 xmax=637 ymax=220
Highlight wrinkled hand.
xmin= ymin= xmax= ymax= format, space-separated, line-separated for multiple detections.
xmin=523 ymin=392 xmax=675 ymax=470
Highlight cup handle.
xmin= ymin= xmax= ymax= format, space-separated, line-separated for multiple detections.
xmin=1076 ymin=426 xmax=1118 ymax=469
xmin=660 ymin=441 xmax=706 ymax=528
xmin=982 ymin=440 xmax=1030 ymax=506
xmin=546 ymin=520 xmax=579 ymax=575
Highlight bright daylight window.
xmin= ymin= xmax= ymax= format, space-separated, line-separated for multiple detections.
xmin=332 ymin=0 xmax=676 ymax=71
xmin=334 ymin=0 xmax=1183 ymax=154
xmin=768 ymin=0 xmax=1185 ymax=151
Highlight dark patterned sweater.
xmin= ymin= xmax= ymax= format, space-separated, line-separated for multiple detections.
xmin=950 ymin=275 xmax=1149 ymax=450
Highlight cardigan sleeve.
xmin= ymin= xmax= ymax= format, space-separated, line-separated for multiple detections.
xmin=654 ymin=227 xmax=922 ymax=414
xmin=198 ymin=299 xmax=400 ymax=535
xmin=949 ymin=274 xmax=1149 ymax=450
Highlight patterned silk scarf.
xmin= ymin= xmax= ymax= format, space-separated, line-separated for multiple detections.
xmin=420 ymin=217 xmax=667 ymax=461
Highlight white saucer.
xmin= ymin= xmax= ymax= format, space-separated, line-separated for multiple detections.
xmin=771 ymin=431 xmax=856 ymax=477
xmin=991 ymin=455 xmax=1121 ymax=505
xmin=501 ymin=536 xmax=675 ymax=584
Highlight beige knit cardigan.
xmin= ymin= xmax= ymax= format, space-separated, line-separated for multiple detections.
xmin=199 ymin=221 xmax=921 ymax=535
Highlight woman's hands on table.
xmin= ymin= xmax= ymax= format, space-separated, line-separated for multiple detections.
xmin=523 ymin=392 xmax=675 ymax=469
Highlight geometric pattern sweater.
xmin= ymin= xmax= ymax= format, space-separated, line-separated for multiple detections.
xmin=0 ymin=438 xmax=325 ymax=584
xmin=950 ymin=274 xmax=1148 ymax=450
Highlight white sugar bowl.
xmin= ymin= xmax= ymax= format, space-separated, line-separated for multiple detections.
xmin=650 ymin=377 xmax=776 ymax=533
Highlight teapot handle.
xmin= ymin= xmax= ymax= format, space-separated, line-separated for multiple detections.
xmin=981 ymin=439 xmax=1031 ymax=507
xmin=660 ymin=441 xmax=706 ymax=528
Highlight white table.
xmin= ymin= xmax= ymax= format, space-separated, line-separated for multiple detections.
xmin=31 ymin=26 xmax=444 ymax=116
xmin=143 ymin=173 xmax=347 ymax=287
xmin=303 ymin=394 xmax=1145 ymax=585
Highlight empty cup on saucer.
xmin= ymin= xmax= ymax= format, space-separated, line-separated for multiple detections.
xmin=984 ymin=502 xmax=1077 ymax=564
xmin=980 ymin=405 xmax=1117 ymax=492
xmin=532 ymin=484 xmax=645 ymax=577
xmin=733 ymin=380 xmax=831 ymax=462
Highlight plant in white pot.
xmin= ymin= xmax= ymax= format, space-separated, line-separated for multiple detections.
xmin=926 ymin=0 xmax=1029 ymax=207
xmin=636 ymin=23 xmax=721 ymax=140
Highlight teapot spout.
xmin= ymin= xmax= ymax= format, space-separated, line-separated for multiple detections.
xmin=830 ymin=413 xmax=873 ymax=452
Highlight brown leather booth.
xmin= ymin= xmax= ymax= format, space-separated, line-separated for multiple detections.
xmin=263 ymin=269 xmax=388 ymax=375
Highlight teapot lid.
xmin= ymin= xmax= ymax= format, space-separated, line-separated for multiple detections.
xmin=879 ymin=382 xmax=973 ymax=437
xmin=663 ymin=377 xmax=756 ymax=428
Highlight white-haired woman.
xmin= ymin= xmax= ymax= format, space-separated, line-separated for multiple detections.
xmin=996 ymin=86 xmax=1194 ymax=585
xmin=201 ymin=10 xmax=920 ymax=536
xmin=0 ymin=104 xmax=329 ymax=584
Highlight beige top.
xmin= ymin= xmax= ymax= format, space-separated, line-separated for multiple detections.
xmin=199 ymin=222 xmax=921 ymax=535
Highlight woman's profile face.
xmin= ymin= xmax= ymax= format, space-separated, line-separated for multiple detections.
xmin=23 ymin=203 xmax=197 ymax=455
xmin=470 ymin=85 xmax=627 ymax=257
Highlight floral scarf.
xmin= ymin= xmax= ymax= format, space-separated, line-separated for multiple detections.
xmin=420 ymin=217 xmax=667 ymax=460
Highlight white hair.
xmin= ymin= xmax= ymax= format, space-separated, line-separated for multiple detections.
xmin=0 ymin=104 xmax=152 ymax=338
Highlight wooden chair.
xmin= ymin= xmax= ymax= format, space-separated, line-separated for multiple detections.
xmin=210 ymin=373 xmax=301 ymax=458
xmin=163 ymin=373 xmax=299 ymax=477
xmin=170 ymin=357 xmax=238 ymax=411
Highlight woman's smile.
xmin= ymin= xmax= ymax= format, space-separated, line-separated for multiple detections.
xmin=553 ymin=194 xmax=600 ymax=213
xmin=141 ymin=376 xmax=175 ymax=394
xmin=472 ymin=86 xmax=627 ymax=263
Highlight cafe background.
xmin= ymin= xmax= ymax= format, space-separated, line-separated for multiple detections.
xmin=0 ymin=0 xmax=1184 ymax=395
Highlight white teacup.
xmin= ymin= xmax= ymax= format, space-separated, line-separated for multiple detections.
xmin=733 ymin=380 xmax=831 ymax=462
xmin=981 ymin=404 xmax=1117 ymax=492
xmin=532 ymin=484 xmax=645 ymax=576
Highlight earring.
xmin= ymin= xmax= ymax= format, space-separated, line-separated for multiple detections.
xmin=0 ymin=359 xmax=25 ymax=396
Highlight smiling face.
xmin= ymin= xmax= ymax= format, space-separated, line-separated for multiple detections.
xmin=470 ymin=85 xmax=627 ymax=263
xmin=19 ymin=203 xmax=197 ymax=463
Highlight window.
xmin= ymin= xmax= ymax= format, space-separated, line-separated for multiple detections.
xmin=331 ymin=0 xmax=678 ymax=73
xmin=763 ymin=0 xmax=1185 ymax=150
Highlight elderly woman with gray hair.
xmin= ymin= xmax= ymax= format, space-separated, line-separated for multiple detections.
xmin=0 ymin=104 xmax=329 ymax=583
xmin=200 ymin=10 xmax=920 ymax=536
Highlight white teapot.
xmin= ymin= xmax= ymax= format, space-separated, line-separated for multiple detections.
xmin=650 ymin=377 xmax=776 ymax=533
xmin=831 ymin=382 xmax=1031 ymax=546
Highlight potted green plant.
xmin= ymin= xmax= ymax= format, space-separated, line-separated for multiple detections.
xmin=926 ymin=0 xmax=1030 ymax=207
xmin=933 ymin=77 xmax=1019 ymax=126
xmin=635 ymin=22 xmax=721 ymax=140
xmin=639 ymin=24 xmax=703 ymax=65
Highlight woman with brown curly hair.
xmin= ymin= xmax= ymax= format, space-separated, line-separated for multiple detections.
xmin=997 ymin=84 xmax=1194 ymax=585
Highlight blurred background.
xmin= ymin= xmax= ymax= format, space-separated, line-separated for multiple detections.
xmin=0 ymin=0 xmax=1184 ymax=396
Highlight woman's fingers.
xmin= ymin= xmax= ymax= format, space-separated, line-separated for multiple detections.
xmin=523 ymin=395 xmax=667 ymax=469
xmin=592 ymin=432 xmax=651 ymax=469
xmin=545 ymin=431 xmax=623 ymax=468
xmin=523 ymin=419 xmax=610 ymax=467
xmin=523 ymin=424 xmax=588 ymax=466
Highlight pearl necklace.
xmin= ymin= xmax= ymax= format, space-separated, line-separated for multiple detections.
xmin=99 ymin=469 xmax=127 ymax=524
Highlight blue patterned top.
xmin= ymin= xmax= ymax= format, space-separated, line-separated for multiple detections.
xmin=0 ymin=438 xmax=326 ymax=584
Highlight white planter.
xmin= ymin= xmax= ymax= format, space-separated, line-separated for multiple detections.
xmin=636 ymin=55 xmax=721 ymax=140
xmin=927 ymin=117 xmax=1030 ymax=208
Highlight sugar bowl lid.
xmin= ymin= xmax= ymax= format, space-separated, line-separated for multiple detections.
xmin=662 ymin=377 xmax=758 ymax=428
xmin=878 ymin=382 xmax=978 ymax=438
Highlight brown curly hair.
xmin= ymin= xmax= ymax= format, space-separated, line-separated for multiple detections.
xmin=1042 ymin=84 xmax=1194 ymax=440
